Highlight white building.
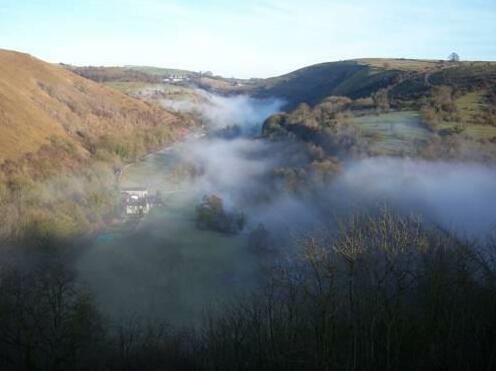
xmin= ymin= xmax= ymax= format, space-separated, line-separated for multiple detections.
xmin=121 ymin=187 xmax=151 ymax=217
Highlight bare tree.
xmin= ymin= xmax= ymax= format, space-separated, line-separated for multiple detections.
xmin=0 ymin=264 xmax=104 ymax=371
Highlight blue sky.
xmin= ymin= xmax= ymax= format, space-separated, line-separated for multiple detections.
xmin=1 ymin=0 xmax=495 ymax=77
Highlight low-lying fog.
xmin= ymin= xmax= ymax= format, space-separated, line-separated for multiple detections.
xmin=162 ymin=89 xmax=285 ymax=134
xmin=77 ymin=90 xmax=496 ymax=326
xmin=335 ymin=158 xmax=496 ymax=237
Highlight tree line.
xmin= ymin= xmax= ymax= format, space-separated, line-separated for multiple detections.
xmin=1 ymin=210 xmax=495 ymax=370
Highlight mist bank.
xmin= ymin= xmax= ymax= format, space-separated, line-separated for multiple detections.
xmin=332 ymin=158 xmax=496 ymax=236
xmin=3 ymin=84 xmax=481 ymax=326
xmin=171 ymin=135 xmax=496 ymax=238
xmin=155 ymin=90 xmax=496 ymax=237
xmin=160 ymin=89 xmax=285 ymax=135
xmin=72 ymin=91 xmax=496 ymax=325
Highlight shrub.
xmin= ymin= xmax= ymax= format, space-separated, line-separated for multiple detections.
xmin=196 ymin=194 xmax=245 ymax=234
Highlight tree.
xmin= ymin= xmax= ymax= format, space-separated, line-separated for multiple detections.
xmin=0 ymin=264 xmax=104 ymax=370
xmin=448 ymin=52 xmax=460 ymax=62
xmin=248 ymin=223 xmax=272 ymax=253
xmin=373 ymin=88 xmax=390 ymax=111
xmin=195 ymin=195 xmax=245 ymax=234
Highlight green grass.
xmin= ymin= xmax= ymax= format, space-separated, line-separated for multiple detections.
xmin=464 ymin=125 xmax=496 ymax=140
xmin=103 ymin=81 xmax=148 ymax=93
xmin=455 ymin=90 xmax=487 ymax=123
xmin=357 ymin=58 xmax=441 ymax=71
xmin=78 ymin=149 xmax=256 ymax=326
xmin=434 ymin=90 xmax=496 ymax=140
xmin=125 ymin=65 xmax=195 ymax=77
xmin=352 ymin=111 xmax=432 ymax=155
xmin=104 ymin=81 xmax=202 ymax=102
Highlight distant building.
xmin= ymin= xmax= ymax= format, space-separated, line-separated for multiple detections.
xmin=162 ymin=74 xmax=189 ymax=83
xmin=121 ymin=187 xmax=151 ymax=217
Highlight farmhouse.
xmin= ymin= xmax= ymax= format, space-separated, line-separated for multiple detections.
xmin=121 ymin=187 xmax=151 ymax=217
xmin=162 ymin=74 xmax=188 ymax=83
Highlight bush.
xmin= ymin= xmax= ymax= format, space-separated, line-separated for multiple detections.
xmin=196 ymin=195 xmax=245 ymax=234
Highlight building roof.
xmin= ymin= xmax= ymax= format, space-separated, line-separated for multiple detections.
xmin=121 ymin=187 xmax=148 ymax=192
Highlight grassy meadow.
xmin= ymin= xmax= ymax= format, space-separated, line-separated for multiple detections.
xmin=78 ymin=150 xmax=255 ymax=326
xmin=351 ymin=111 xmax=431 ymax=155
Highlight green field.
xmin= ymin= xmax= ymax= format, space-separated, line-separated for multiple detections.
xmin=78 ymin=149 xmax=257 ymax=326
xmin=351 ymin=111 xmax=432 ymax=155
xmin=126 ymin=65 xmax=195 ymax=77
xmin=455 ymin=90 xmax=487 ymax=123
xmin=104 ymin=81 xmax=204 ymax=104
xmin=435 ymin=90 xmax=496 ymax=140
xmin=357 ymin=58 xmax=441 ymax=71
xmin=103 ymin=81 xmax=148 ymax=93
xmin=465 ymin=125 xmax=496 ymax=140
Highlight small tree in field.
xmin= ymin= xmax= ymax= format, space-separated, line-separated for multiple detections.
xmin=448 ymin=52 xmax=460 ymax=62
xmin=196 ymin=194 xmax=245 ymax=234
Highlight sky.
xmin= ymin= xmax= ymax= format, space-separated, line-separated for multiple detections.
xmin=0 ymin=0 xmax=495 ymax=78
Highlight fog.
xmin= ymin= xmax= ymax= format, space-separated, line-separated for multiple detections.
xmin=164 ymin=91 xmax=496 ymax=238
xmin=333 ymin=158 xmax=496 ymax=237
xmin=161 ymin=89 xmax=285 ymax=134
xmin=175 ymin=137 xmax=496 ymax=238
xmin=76 ymin=91 xmax=496 ymax=326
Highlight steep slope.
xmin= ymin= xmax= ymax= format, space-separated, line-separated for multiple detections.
xmin=67 ymin=65 xmax=196 ymax=83
xmin=0 ymin=50 xmax=193 ymax=242
xmin=0 ymin=49 xmax=185 ymax=164
xmin=253 ymin=60 xmax=399 ymax=108
xmin=253 ymin=58 xmax=496 ymax=109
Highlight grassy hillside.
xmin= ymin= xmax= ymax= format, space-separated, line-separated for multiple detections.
xmin=0 ymin=49 xmax=191 ymax=243
xmin=351 ymin=111 xmax=431 ymax=155
xmin=262 ymin=88 xmax=496 ymax=162
xmin=258 ymin=57 xmax=496 ymax=162
xmin=252 ymin=58 xmax=496 ymax=110
xmin=69 ymin=64 xmax=256 ymax=97
xmin=125 ymin=65 xmax=195 ymax=77
xmin=0 ymin=49 xmax=187 ymax=165
xmin=254 ymin=60 xmax=388 ymax=107
xmin=67 ymin=65 xmax=197 ymax=83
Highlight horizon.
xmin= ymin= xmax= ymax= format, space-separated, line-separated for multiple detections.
xmin=1 ymin=0 xmax=495 ymax=78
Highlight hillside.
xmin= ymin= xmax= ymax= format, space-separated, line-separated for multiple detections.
xmin=68 ymin=64 xmax=255 ymax=97
xmin=66 ymin=58 xmax=496 ymax=111
xmin=0 ymin=49 xmax=187 ymax=167
xmin=261 ymin=59 xmax=496 ymax=162
xmin=66 ymin=65 xmax=197 ymax=84
xmin=0 ymin=49 xmax=192 ymax=242
xmin=252 ymin=58 xmax=496 ymax=109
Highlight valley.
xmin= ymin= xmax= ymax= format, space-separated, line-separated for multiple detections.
xmin=1 ymin=49 xmax=496 ymax=371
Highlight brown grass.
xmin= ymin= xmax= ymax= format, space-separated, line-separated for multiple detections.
xmin=0 ymin=49 xmax=185 ymax=163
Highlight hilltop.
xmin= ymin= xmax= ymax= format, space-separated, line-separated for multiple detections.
xmin=251 ymin=58 xmax=496 ymax=109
